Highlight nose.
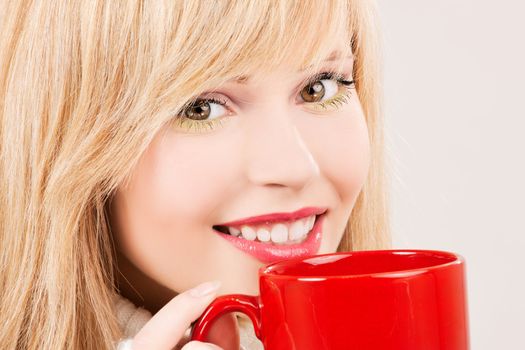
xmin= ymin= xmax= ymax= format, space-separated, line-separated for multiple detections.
xmin=243 ymin=110 xmax=320 ymax=191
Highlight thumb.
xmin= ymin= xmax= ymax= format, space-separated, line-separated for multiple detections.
xmin=131 ymin=280 xmax=227 ymax=350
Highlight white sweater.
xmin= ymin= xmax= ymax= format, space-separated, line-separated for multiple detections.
xmin=113 ymin=293 xmax=264 ymax=350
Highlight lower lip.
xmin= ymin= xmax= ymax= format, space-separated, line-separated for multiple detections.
xmin=214 ymin=213 xmax=325 ymax=264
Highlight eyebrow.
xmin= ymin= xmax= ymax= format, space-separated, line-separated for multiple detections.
xmin=228 ymin=50 xmax=353 ymax=85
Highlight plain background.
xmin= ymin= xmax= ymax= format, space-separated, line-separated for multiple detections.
xmin=378 ymin=1 xmax=524 ymax=348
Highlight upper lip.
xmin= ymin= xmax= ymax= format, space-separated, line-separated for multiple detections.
xmin=216 ymin=206 xmax=328 ymax=227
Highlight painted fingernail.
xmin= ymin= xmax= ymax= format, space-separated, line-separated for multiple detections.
xmin=188 ymin=280 xmax=221 ymax=298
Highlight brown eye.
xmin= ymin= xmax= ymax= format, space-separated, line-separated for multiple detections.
xmin=180 ymin=97 xmax=229 ymax=121
xmin=297 ymin=71 xmax=356 ymax=113
xmin=184 ymin=100 xmax=211 ymax=120
xmin=300 ymin=81 xmax=326 ymax=103
xmin=299 ymin=72 xmax=343 ymax=105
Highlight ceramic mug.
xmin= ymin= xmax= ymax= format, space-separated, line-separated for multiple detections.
xmin=190 ymin=249 xmax=470 ymax=350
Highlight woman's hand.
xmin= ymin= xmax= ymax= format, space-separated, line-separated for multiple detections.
xmin=122 ymin=281 xmax=240 ymax=350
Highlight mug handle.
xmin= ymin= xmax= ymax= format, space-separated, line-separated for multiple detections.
xmin=190 ymin=294 xmax=263 ymax=342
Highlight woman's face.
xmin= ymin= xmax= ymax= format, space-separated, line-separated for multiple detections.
xmin=111 ymin=47 xmax=370 ymax=305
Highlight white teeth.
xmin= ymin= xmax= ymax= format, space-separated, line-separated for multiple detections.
xmin=307 ymin=215 xmax=315 ymax=230
xmin=229 ymin=227 xmax=241 ymax=237
xmin=224 ymin=214 xmax=319 ymax=244
xmin=301 ymin=218 xmax=309 ymax=232
xmin=270 ymin=223 xmax=288 ymax=243
xmin=240 ymin=226 xmax=257 ymax=240
xmin=256 ymin=228 xmax=271 ymax=242
xmin=289 ymin=220 xmax=306 ymax=240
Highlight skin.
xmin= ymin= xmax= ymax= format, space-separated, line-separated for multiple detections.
xmin=110 ymin=44 xmax=371 ymax=349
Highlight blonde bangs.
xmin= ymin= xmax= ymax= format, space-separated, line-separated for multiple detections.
xmin=142 ymin=0 xmax=355 ymax=118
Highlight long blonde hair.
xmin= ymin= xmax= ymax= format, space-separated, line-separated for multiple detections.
xmin=0 ymin=0 xmax=390 ymax=348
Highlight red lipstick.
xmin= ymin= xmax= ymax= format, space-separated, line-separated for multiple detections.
xmin=213 ymin=210 xmax=327 ymax=264
xmin=216 ymin=206 xmax=327 ymax=227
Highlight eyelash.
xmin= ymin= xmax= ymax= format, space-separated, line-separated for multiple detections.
xmin=173 ymin=70 xmax=356 ymax=133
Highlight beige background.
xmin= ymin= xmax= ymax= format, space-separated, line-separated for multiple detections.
xmin=378 ymin=1 xmax=525 ymax=348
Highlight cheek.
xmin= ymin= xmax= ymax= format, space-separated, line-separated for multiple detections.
xmin=312 ymin=106 xmax=371 ymax=200
xmin=114 ymin=130 xmax=238 ymax=275
xmin=131 ymin=132 xmax=235 ymax=228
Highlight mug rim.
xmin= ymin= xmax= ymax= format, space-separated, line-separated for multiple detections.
xmin=258 ymin=249 xmax=465 ymax=280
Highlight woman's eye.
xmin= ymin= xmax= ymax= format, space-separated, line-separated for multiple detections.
xmin=172 ymin=71 xmax=355 ymax=133
xmin=181 ymin=97 xmax=229 ymax=123
xmin=300 ymin=72 xmax=353 ymax=103
xmin=171 ymin=97 xmax=231 ymax=133
xmin=299 ymin=71 xmax=355 ymax=112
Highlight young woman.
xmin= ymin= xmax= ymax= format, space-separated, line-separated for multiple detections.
xmin=0 ymin=0 xmax=390 ymax=349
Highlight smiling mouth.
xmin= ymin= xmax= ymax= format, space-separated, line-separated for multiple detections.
xmin=212 ymin=213 xmax=321 ymax=245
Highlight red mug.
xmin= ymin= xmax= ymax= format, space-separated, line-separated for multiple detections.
xmin=190 ymin=249 xmax=470 ymax=349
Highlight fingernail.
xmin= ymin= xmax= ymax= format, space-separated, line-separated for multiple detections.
xmin=189 ymin=280 xmax=221 ymax=298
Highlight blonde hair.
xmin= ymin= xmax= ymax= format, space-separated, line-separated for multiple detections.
xmin=0 ymin=0 xmax=390 ymax=348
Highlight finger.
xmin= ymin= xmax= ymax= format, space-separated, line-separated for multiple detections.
xmin=132 ymin=280 xmax=221 ymax=350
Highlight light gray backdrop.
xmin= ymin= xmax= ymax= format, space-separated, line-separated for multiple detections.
xmin=378 ymin=1 xmax=524 ymax=348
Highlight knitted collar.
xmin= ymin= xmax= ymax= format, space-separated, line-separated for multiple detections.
xmin=112 ymin=292 xmax=264 ymax=349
